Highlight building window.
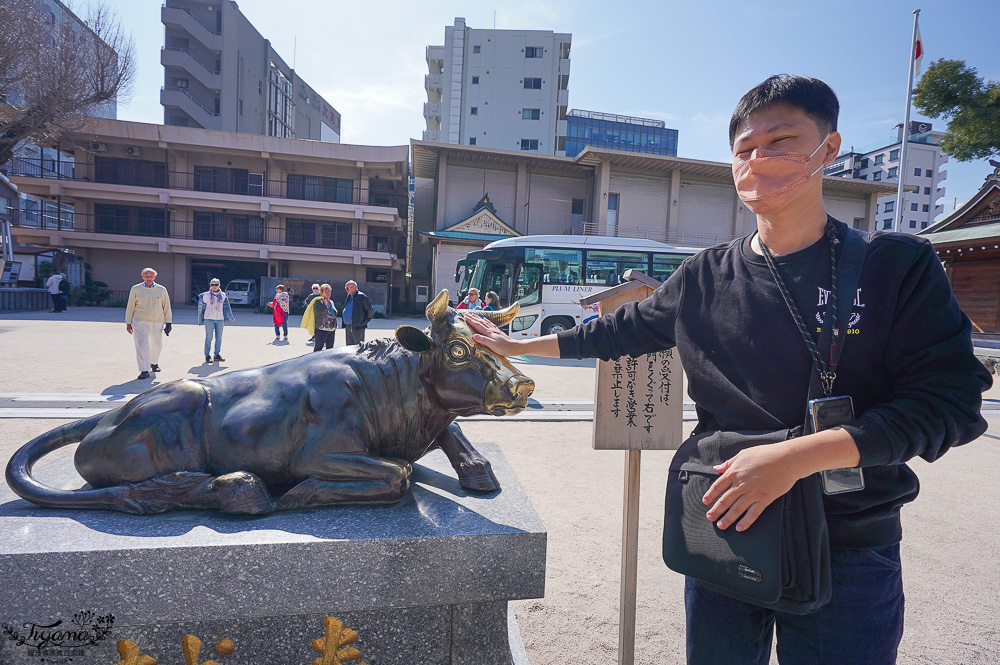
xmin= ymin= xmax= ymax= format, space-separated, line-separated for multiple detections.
xmin=911 ymin=203 xmax=918 ymax=211
xmin=921 ymin=221 xmax=928 ymax=229
xmin=853 ymin=217 xmax=863 ymax=229
xmin=924 ymin=186 xmax=931 ymax=195
xmin=909 ymin=220 xmax=917 ymax=228
xmin=874 ymin=155 xmax=884 ymax=165
xmin=884 ymin=200 xmax=894 ymax=212
xmin=469 ymin=138 xmax=477 ymax=145
xmin=914 ymin=167 xmax=921 ymax=176
xmin=888 ymin=167 xmax=898 ymax=178
xmin=471 ymin=107 xmax=478 ymax=115
xmin=472 ymin=76 xmax=479 ymax=84
xmin=520 ymin=139 xmax=539 ymax=151
xmin=883 ymin=219 xmax=892 ymax=230
xmin=873 ymin=171 xmax=882 ymax=181
xmin=525 ymin=46 xmax=543 ymax=58
xmin=925 ymin=169 xmax=933 ymax=177
xmin=473 ymin=45 xmax=480 ymax=54
xmin=523 ymin=78 xmax=542 ymax=90
xmin=923 ymin=204 xmax=929 ymax=212
xmin=286 ymin=174 xmax=353 ymax=203
xmin=522 ymin=108 xmax=540 ymax=120
xmin=860 ymin=158 xmax=869 ymax=168
xmin=889 ymin=149 xmax=900 ymax=161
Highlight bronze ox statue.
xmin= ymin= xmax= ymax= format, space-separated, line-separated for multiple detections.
xmin=5 ymin=291 xmax=534 ymax=514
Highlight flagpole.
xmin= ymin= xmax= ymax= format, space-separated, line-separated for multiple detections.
xmin=894 ymin=9 xmax=921 ymax=233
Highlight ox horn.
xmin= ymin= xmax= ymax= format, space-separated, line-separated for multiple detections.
xmin=426 ymin=289 xmax=450 ymax=322
xmin=478 ymin=302 xmax=520 ymax=327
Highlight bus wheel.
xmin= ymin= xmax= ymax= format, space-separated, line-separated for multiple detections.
xmin=542 ymin=316 xmax=575 ymax=336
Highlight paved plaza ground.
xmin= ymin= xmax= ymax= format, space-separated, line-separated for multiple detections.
xmin=1 ymin=306 xmax=998 ymax=664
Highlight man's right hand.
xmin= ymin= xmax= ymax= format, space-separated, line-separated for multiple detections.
xmin=126 ymin=324 xmax=133 ymax=335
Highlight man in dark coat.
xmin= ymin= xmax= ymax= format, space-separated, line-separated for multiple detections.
xmin=342 ymin=280 xmax=374 ymax=345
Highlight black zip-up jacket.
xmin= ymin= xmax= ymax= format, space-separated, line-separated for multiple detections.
xmin=558 ymin=219 xmax=991 ymax=548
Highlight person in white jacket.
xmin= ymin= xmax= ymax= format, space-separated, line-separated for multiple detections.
xmin=125 ymin=268 xmax=172 ymax=380
xmin=45 ymin=272 xmax=64 ymax=312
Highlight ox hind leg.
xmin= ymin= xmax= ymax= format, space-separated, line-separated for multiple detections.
xmin=276 ymin=452 xmax=411 ymax=510
xmin=113 ymin=470 xmax=276 ymax=515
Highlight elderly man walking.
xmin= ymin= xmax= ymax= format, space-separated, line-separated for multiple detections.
xmin=125 ymin=268 xmax=172 ymax=380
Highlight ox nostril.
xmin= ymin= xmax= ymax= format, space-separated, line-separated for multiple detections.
xmin=505 ymin=376 xmax=534 ymax=400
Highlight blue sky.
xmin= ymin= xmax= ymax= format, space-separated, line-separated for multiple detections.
xmin=101 ymin=0 xmax=999 ymax=212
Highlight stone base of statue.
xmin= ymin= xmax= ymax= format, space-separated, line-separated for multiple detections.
xmin=0 ymin=443 xmax=544 ymax=665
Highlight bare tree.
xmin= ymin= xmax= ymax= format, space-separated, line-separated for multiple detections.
xmin=0 ymin=0 xmax=135 ymax=165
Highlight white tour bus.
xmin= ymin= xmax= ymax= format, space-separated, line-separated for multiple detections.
xmin=455 ymin=235 xmax=700 ymax=338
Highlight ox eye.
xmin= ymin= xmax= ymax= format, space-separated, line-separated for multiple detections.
xmin=447 ymin=342 xmax=471 ymax=362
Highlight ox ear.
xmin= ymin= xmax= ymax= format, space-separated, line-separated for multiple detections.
xmin=396 ymin=325 xmax=433 ymax=353
xmin=425 ymin=289 xmax=450 ymax=323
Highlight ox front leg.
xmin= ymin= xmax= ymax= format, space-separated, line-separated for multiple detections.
xmin=436 ymin=422 xmax=499 ymax=492
xmin=276 ymin=453 xmax=411 ymax=510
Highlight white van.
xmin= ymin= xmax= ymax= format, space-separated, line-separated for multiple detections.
xmin=225 ymin=279 xmax=257 ymax=306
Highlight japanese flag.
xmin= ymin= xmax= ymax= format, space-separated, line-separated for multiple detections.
xmin=913 ymin=20 xmax=924 ymax=77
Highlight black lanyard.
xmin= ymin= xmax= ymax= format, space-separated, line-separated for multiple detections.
xmin=758 ymin=221 xmax=840 ymax=397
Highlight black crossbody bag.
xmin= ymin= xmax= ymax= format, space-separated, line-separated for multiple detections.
xmin=661 ymin=221 xmax=869 ymax=615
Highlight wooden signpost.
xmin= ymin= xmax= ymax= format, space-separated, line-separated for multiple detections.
xmin=580 ymin=269 xmax=684 ymax=665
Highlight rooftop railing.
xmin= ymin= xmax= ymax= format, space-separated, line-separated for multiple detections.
xmin=565 ymin=221 xmax=737 ymax=248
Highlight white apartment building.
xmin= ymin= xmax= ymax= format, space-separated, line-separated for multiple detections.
xmin=423 ymin=18 xmax=571 ymax=156
xmin=825 ymin=122 xmax=947 ymax=233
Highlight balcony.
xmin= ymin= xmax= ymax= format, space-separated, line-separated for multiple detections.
xmin=422 ymin=130 xmax=440 ymax=142
xmin=9 ymin=157 xmax=408 ymax=219
xmin=10 ymin=208 xmax=405 ymax=255
xmin=559 ymin=59 xmax=570 ymax=75
xmin=160 ymin=86 xmax=220 ymax=128
xmin=423 ymin=102 xmax=442 ymax=119
xmin=426 ymin=45 xmax=444 ymax=65
xmin=424 ymin=74 xmax=442 ymax=91
xmin=160 ymin=4 xmax=222 ymax=50
xmin=161 ymin=47 xmax=222 ymax=90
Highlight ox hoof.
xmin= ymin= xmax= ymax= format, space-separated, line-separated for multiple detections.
xmin=457 ymin=459 xmax=499 ymax=492
xmin=208 ymin=472 xmax=275 ymax=514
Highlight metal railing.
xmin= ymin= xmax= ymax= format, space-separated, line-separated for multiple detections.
xmin=10 ymin=209 xmax=405 ymax=254
xmin=162 ymin=46 xmax=220 ymax=75
xmin=565 ymin=221 xmax=738 ymax=247
xmin=162 ymin=3 xmax=221 ymax=35
xmin=9 ymin=157 xmax=408 ymax=215
xmin=162 ymin=86 xmax=219 ymax=116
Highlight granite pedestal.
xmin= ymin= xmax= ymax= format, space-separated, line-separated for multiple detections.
xmin=0 ymin=443 xmax=545 ymax=665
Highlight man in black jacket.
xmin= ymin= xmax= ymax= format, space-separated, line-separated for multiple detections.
xmin=467 ymin=75 xmax=991 ymax=665
xmin=342 ymin=280 xmax=374 ymax=345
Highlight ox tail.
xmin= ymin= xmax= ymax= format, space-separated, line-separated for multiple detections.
xmin=4 ymin=413 xmax=132 ymax=511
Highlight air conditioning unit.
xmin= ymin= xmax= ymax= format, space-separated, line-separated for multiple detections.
xmin=124 ymin=146 xmax=141 ymax=158
xmin=90 ymin=142 xmax=108 ymax=152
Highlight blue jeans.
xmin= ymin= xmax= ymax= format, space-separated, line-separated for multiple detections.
xmin=204 ymin=319 xmax=224 ymax=356
xmin=685 ymin=545 xmax=904 ymax=665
